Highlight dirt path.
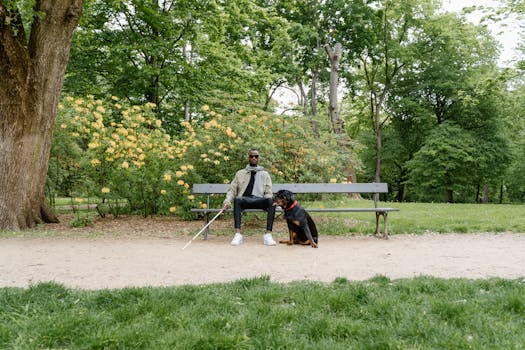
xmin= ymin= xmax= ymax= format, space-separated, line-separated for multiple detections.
xmin=2 ymin=230 xmax=525 ymax=290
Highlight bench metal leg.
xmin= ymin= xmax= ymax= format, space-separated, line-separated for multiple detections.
xmin=383 ymin=212 xmax=389 ymax=239
xmin=203 ymin=212 xmax=210 ymax=240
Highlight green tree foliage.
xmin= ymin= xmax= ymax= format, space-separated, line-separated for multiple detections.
xmin=372 ymin=10 xmax=510 ymax=202
xmin=405 ymin=122 xmax=478 ymax=203
xmin=502 ymin=81 xmax=525 ymax=202
xmin=64 ymin=0 xmax=297 ymax=128
xmin=342 ymin=0 xmax=442 ymax=182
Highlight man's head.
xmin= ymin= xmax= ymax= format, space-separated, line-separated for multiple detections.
xmin=247 ymin=148 xmax=259 ymax=166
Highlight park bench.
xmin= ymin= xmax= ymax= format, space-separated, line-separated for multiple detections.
xmin=191 ymin=182 xmax=399 ymax=239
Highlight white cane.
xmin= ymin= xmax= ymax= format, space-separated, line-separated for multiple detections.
xmin=182 ymin=208 xmax=225 ymax=250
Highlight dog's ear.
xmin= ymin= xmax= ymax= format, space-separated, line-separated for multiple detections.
xmin=285 ymin=190 xmax=295 ymax=202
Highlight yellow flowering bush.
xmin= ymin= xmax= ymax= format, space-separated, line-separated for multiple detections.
xmin=52 ymin=96 xmax=199 ymax=217
xmin=50 ymin=97 xmax=348 ymax=218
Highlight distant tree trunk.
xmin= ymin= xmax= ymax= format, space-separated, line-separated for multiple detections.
xmin=0 ymin=0 xmax=83 ymax=230
xmin=374 ymin=100 xmax=383 ymax=183
xmin=483 ymin=185 xmax=489 ymax=204
xmin=310 ymin=70 xmax=319 ymax=117
xmin=325 ymin=43 xmax=358 ymax=188
xmin=325 ymin=43 xmax=343 ymax=134
xmin=184 ymin=100 xmax=190 ymax=121
xmin=446 ymin=189 xmax=454 ymax=203
xmin=297 ymin=80 xmax=319 ymax=137
xmin=297 ymin=80 xmax=308 ymax=116
xmin=395 ymin=162 xmax=406 ymax=202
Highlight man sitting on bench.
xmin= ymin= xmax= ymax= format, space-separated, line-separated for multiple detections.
xmin=222 ymin=148 xmax=277 ymax=246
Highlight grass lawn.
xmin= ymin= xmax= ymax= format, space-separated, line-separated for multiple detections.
xmin=304 ymin=200 xmax=525 ymax=235
xmin=1 ymin=277 xmax=524 ymax=349
xmin=207 ymin=201 xmax=525 ymax=236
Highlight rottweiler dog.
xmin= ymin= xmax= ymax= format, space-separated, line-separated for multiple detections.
xmin=273 ymin=189 xmax=318 ymax=248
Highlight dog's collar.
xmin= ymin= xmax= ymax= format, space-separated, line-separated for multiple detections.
xmin=285 ymin=200 xmax=298 ymax=211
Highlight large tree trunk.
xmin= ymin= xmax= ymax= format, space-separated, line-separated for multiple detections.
xmin=0 ymin=0 xmax=83 ymax=230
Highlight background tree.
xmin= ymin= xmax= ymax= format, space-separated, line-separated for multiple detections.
xmin=65 ymin=0 xmax=236 ymax=128
xmin=350 ymin=0 xmax=440 ymax=183
xmin=405 ymin=121 xmax=477 ymax=203
xmin=272 ymin=0 xmax=330 ymax=119
xmin=502 ymin=79 xmax=525 ymax=202
xmin=65 ymin=0 xmax=296 ymax=129
xmin=0 ymin=0 xmax=83 ymax=230
xmin=384 ymin=12 xmax=508 ymax=202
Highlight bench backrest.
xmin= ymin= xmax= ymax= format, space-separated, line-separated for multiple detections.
xmin=192 ymin=183 xmax=388 ymax=194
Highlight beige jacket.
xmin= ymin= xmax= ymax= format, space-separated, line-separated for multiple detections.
xmin=223 ymin=166 xmax=273 ymax=206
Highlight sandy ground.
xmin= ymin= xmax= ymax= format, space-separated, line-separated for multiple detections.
xmin=1 ymin=215 xmax=524 ymax=290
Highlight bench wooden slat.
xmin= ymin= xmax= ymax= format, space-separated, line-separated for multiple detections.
xmin=192 ymin=182 xmax=388 ymax=194
xmin=190 ymin=207 xmax=399 ymax=213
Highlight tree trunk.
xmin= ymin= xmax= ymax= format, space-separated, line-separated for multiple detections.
xmin=0 ymin=0 xmax=83 ymax=230
xmin=446 ymin=189 xmax=454 ymax=203
xmin=297 ymin=80 xmax=308 ymax=116
xmin=325 ymin=43 xmax=342 ymax=134
xmin=374 ymin=101 xmax=382 ymax=183
xmin=395 ymin=164 xmax=406 ymax=202
xmin=310 ymin=70 xmax=318 ymax=117
xmin=325 ymin=43 xmax=358 ymax=193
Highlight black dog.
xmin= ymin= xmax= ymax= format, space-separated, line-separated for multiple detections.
xmin=273 ymin=189 xmax=318 ymax=248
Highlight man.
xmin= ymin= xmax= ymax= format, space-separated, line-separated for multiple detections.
xmin=222 ymin=148 xmax=277 ymax=246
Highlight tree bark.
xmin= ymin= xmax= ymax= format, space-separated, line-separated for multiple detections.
xmin=0 ymin=0 xmax=83 ymax=230
xmin=325 ymin=43 xmax=358 ymax=190
xmin=483 ymin=185 xmax=489 ymax=204
xmin=310 ymin=70 xmax=318 ymax=117
xmin=325 ymin=43 xmax=342 ymax=133
xmin=297 ymin=80 xmax=308 ymax=116
xmin=374 ymin=101 xmax=382 ymax=183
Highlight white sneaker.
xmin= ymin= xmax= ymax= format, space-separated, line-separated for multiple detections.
xmin=231 ymin=233 xmax=243 ymax=246
xmin=263 ymin=233 xmax=276 ymax=246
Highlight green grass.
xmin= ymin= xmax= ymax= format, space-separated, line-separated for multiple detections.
xmin=1 ymin=277 xmax=525 ymax=349
xmin=302 ymin=200 xmax=525 ymax=235
xmin=210 ymin=201 xmax=525 ymax=237
xmin=386 ymin=202 xmax=525 ymax=234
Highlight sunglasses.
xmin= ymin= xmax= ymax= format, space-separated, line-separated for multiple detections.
xmin=249 ymin=154 xmax=259 ymax=158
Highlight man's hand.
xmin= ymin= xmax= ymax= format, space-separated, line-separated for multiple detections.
xmin=222 ymin=202 xmax=230 ymax=210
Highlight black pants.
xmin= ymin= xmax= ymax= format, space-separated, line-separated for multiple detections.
xmin=233 ymin=196 xmax=276 ymax=231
